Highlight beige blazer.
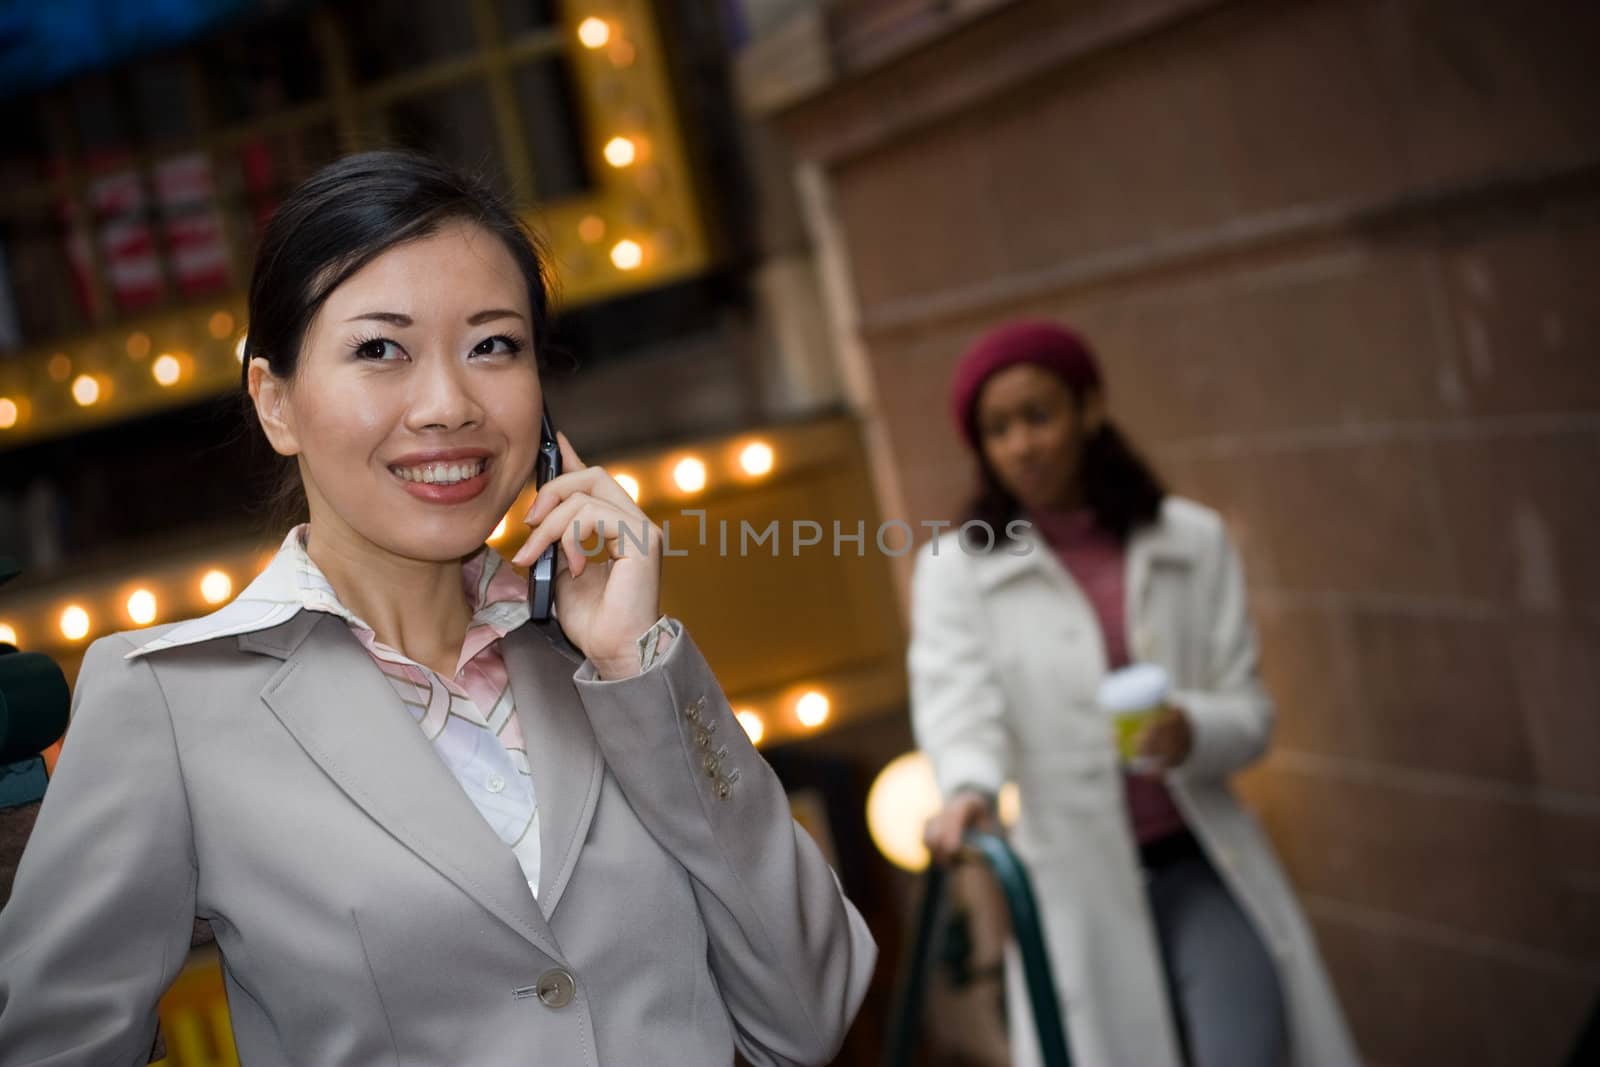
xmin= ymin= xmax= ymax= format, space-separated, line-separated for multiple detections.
xmin=0 ymin=611 xmax=875 ymax=1066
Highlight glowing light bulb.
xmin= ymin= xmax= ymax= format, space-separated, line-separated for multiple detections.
xmin=613 ymin=472 xmax=640 ymax=502
xmin=577 ymin=17 xmax=610 ymax=48
xmin=0 ymin=622 xmax=17 ymax=645
xmin=603 ymin=136 xmax=637 ymax=168
xmin=48 ymin=353 xmax=71 ymax=381
xmin=152 ymin=354 xmax=183 ymax=387
xmin=126 ymin=332 xmax=151 ymax=359
xmin=127 ymin=589 xmax=158 ymax=625
xmin=209 ymin=310 xmax=235 ymax=339
xmin=0 ymin=398 xmax=18 ymax=430
xmin=200 ymin=569 xmax=233 ymax=604
xmin=796 ymin=691 xmax=830 ymax=729
xmin=60 ymin=605 xmax=91 ymax=641
xmin=578 ymin=215 xmax=606 ymax=243
xmin=736 ymin=710 xmax=765 ymax=746
xmin=672 ymin=457 xmax=707 ymax=494
xmin=610 ymin=239 xmax=643 ymax=271
xmin=71 ymin=375 xmax=101 ymax=407
xmin=738 ymin=441 xmax=774 ymax=477
xmin=866 ymin=752 xmax=942 ymax=872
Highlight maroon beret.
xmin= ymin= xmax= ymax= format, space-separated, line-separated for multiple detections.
xmin=949 ymin=320 xmax=1103 ymax=448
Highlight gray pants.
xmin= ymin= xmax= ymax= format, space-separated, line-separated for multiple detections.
xmin=1145 ymin=844 xmax=1289 ymax=1067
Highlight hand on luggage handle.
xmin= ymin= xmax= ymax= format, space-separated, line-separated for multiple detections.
xmin=881 ymin=830 xmax=1074 ymax=1067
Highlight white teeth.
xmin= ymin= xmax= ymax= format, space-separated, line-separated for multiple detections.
xmin=393 ymin=459 xmax=486 ymax=485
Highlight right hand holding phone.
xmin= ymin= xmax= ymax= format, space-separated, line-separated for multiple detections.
xmin=511 ymin=431 xmax=663 ymax=680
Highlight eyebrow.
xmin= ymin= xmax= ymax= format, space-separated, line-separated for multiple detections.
xmin=345 ymin=309 xmax=526 ymax=327
xmin=466 ymin=308 xmax=524 ymax=325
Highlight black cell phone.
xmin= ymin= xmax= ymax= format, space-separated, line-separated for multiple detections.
xmin=530 ymin=410 xmax=561 ymax=621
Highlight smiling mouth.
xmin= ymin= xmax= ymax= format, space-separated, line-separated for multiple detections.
xmin=389 ymin=458 xmax=489 ymax=485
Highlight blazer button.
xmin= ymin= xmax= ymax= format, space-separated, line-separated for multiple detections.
xmin=536 ymin=968 xmax=576 ymax=1009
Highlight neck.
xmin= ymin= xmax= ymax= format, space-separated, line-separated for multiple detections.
xmin=1031 ymin=474 xmax=1087 ymax=515
xmin=302 ymin=520 xmax=473 ymax=676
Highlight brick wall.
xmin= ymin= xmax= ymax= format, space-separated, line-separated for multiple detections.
xmin=773 ymin=0 xmax=1600 ymax=1062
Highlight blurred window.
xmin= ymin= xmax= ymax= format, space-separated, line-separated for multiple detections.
xmin=0 ymin=0 xmax=593 ymax=352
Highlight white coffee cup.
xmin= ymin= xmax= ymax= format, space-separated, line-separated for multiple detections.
xmin=1096 ymin=663 xmax=1171 ymax=770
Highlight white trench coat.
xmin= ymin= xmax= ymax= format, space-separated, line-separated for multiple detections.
xmin=909 ymin=497 xmax=1360 ymax=1067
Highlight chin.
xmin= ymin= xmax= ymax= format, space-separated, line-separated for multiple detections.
xmin=380 ymin=517 xmax=501 ymax=563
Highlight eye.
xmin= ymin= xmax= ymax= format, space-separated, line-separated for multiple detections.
xmin=352 ymin=337 xmax=405 ymax=361
xmin=471 ymin=334 xmax=525 ymax=358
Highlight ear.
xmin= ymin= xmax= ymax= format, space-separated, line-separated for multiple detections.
xmin=1080 ymin=387 xmax=1107 ymax=437
xmin=247 ymin=357 xmax=301 ymax=457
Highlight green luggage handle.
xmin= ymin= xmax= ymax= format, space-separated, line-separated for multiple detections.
xmin=882 ymin=830 xmax=1073 ymax=1067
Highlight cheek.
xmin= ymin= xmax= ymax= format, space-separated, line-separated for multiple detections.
xmin=980 ymin=440 xmax=1008 ymax=471
xmin=482 ymin=375 xmax=541 ymax=447
xmin=1045 ymin=421 xmax=1081 ymax=460
xmin=294 ymin=386 xmax=394 ymax=465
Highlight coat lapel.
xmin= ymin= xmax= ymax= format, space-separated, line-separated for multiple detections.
xmin=967 ymin=522 xmax=1068 ymax=594
xmin=1126 ymin=503 xmax=1199 ymax=622
xmin=249 ymin=612 xmax=565 ymax=962
xmin=504 ymin=621 xmax=603 ymax=915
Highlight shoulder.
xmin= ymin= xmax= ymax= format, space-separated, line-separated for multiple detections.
xmin=1156 ymin=495 xmax=1234 ymax=552
xmin=80 ymin=626 xmax=171 ymax=669
xmin=913 ymin=529 xmax=972 ymax=565
xmin=69 ymin=631 xmax=174 ymax=727
xmin=77 ymin=619 xmax=215 ymax=683
xmin=911 ymin=530 xmax=981 ymax=588
xmin=1158 ymin=495 xmax=1223 ymax=537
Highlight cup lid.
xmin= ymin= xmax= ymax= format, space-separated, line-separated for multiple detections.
xmin=1097 ymin=662 xmax=1170 ymax=713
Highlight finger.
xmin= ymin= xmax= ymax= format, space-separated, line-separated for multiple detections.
xmin=553 ymin=430 xmax=651 ymax=517
xmin=515 ymin=492 xmax=607 ymax=565
xmin=560 ymin=519 xmax=590 ymax=579
xmin=1133 ymin=720 xmax=1164 ymax=759
xmin=512 ymin=495 xmax=573 ymax=565
xmin=525 ymin=495 xmax=643 ymax=570
xmin=524 ymin=465 xmax=643 ymax=526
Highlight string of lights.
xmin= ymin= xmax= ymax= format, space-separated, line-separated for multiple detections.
xmin=0 ymin=426 xmax=882 ymax=753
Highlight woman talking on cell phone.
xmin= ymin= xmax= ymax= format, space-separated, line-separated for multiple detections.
xmin=908 ymin=322 xmax=1358 ymax=1067
xmin=0 ymin=151 xmax=875 ymax=1067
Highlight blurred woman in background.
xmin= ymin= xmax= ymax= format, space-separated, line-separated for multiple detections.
xmin=909 ymin=320 xmax=1358 ymax=1067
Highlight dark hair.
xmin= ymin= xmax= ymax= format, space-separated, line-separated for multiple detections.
xmin=964 ymin=412 xmax=1167 ymax=547
xmin=241 ymin=150 xmax=554 ymax=524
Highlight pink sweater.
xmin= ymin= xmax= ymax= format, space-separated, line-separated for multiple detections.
xmin=1029 ymin=509 xmax=1187 ymax=845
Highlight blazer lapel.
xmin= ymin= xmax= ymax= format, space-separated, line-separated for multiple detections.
xmin=251 ymin=612 xmax=565 ymax=962
xmin=503 ymin=621 xmax=603 ymax=915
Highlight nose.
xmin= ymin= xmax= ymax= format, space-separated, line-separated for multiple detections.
xmin=993 ymin=421 xmax=1035 ymax=464
xmin=405 ymin=351 xmax=484 ymax=433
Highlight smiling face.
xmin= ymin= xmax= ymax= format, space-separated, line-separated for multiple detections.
xmin=974 ymin=363 xmax=1101 ymax=513
xmin=248 ymin=220 xmax=542 ymax=562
